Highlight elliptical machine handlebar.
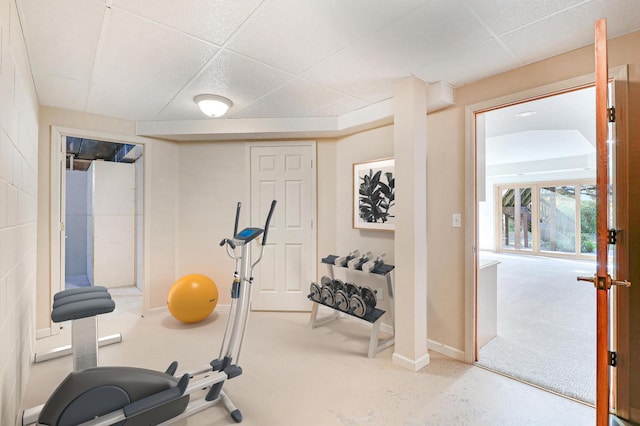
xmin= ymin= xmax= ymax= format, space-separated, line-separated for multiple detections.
xmin=261 ymin=200 xmax=277 ymax=246
xmin=219 ymin=200 xmax=276 ymax=253
xmin=233 ymin=201 xmax=241 ymax=237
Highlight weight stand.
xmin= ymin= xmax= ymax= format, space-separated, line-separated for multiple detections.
xmin=309 ymin=297 xmax=394 ymax=358
xmin=308 ymin=254 xmax=395 ymax=358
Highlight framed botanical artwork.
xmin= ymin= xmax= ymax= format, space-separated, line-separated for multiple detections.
xmin=353 ymin=158 xmax=395 ymax=231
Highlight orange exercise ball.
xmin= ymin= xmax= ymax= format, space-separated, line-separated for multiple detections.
xmin=167 ymin=274 xmax=218 ymax=323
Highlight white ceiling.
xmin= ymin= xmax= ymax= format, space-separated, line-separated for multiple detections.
xmin=16 ymin=0 xmax=640 ymax=133
xmin=484 ymin=86 xmax=596 ymax=179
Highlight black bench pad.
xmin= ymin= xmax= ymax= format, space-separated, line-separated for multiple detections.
xmin=53 ymin=291 xmax=111 ymax=309
xmin=54 ymin=286 xmax=109 ymax=301
xmin=51 ymin=298 xmax=116 ymax=323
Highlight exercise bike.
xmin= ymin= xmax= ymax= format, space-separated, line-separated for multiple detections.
xmin=23 ymin=200 xmax=277 ymax=426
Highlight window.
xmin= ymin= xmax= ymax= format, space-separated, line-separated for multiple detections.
xmin=496 ymin=181 xmax=596 ymax=259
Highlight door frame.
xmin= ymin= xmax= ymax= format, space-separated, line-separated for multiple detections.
xmin=464 ymin=66 xmax=629 ymax=408
xmin=48 ymin=126 xmax=153 ymax=332
xmin=244 ymin=141 xmax=317 ymax=310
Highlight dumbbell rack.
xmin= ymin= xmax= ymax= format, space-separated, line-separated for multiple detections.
xmin=308 ymin=255 xmax=395 ymax=358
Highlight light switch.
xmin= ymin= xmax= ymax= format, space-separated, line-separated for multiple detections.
xmin=453 ymin=213 xmax=462 ymax=228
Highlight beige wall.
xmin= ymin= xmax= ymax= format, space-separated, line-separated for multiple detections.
xmin=424 ymin=104 xmax=466 ymax=351
xmin=176 ymin=141 xmax=247 ymax=304
xmin=0 ymin=1 xmax=39 ymax=424
xmin=316 ymin=139 xmax=337 ymax=280
xmin=144 ymin=137 xmax=180 ymax=310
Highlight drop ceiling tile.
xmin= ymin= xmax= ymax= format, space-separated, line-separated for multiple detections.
xmin=414 ymin=39 xmax=520 ymax=87
xmin=356 ymin=81 xmax=397 ymax=104
xmin=600 ymin=0 xmax=640 ymax=36
xmin=86 ymin=8 xmax=218 ymax=121
xmin=303 ymin=0 xmax=491 ymax=95
xmin=112 ymin=0 xmax=263 ymax=45
xmin=464 ymin=0 xmax=586 ymax=35
xmin=227 ymin=0 xmax=428 ymax=74
xmin=1 ymin=0 xmax=9 ymax=30
xmin=31 ymin=71 xmax=89 ymax=111
xmin=502 ymin=0 xmax=640 ymax=65
xmin=156 ymin=49 xmax=293 ymax=120
xmin=233 ymin=78 xmax=344 ymax=118
xmin=17 ymin=0 xmax=105 ymax=81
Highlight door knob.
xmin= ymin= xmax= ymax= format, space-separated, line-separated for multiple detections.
xmin=577 ymin=274 xmax=631 ymax=290
xmin=611 ymin=279 xmax=631 ymax=288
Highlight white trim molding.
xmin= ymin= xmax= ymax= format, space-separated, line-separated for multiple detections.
xmin=427 ymin=339 xmax=465 ymax=362
xmin=392 ymin=351 xmax=431 ymax=372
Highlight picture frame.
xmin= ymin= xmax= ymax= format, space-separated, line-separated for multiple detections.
xmin=353 ymin=158 xmax=395 ymax=231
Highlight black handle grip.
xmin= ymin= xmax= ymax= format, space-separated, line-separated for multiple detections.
xmin=219 ymin=238 xmax=235 ymax=249
xmin=262 ymin=200 xmax=277 ymax=246
xmin=233 ymin=202 xmax=241 ymax=237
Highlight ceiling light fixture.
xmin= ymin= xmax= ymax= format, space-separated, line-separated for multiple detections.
xmin=515 ymin=110 xmax=536 ymax=118
xmin=194 ymin=94 xmax=232 ymax=117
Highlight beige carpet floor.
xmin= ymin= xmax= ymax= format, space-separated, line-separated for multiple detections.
xmin=477 ymin=251 xmax=596 ymax=404
xmin=22 ymin=286 xmax=597 ymax=425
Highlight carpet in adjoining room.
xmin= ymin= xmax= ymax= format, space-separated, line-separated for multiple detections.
xmin=477 ymin=252 xmax=596 ymax=404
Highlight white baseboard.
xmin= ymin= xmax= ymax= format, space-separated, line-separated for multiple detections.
xmin=392 ymin=351 xmax=430 ymax=372
xmin=144 ymin=305 xmax=168 ymax=316
xmin=427 ymin=339 xmax=465 ymax=361
xmin=144 ymin=304 xmax=230 ymax=317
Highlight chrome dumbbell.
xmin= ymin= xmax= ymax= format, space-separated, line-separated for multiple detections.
xmin=348 ymin=286 xmax=377 ymax=318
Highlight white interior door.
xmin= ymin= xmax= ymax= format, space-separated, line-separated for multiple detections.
xmin=250 ymin=144 xmax=316 ymax=311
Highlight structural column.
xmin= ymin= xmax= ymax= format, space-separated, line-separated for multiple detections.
xmin=392 ymin=76 xmax=429 ymax=371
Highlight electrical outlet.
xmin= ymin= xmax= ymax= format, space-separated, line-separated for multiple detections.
xmin=453 ymin=213 xmax=462 ymax=228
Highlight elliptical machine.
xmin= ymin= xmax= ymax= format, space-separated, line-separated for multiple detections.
xmin=23 ymin=200 xmax=277 ymax=426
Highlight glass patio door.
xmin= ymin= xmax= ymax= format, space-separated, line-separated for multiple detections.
xmin=539 ymin=185 xmax=576 ymax=254
xmin=498 ymin=182 xmax=596 ymax=258
xmin=499 ymin=187 xmax=532 ymax=251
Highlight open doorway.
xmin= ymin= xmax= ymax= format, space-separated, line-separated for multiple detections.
xmin=64 ymin=137 xmax=144 ymax=292
xmin=475 ymin=86 xmax=597 ymax=404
